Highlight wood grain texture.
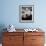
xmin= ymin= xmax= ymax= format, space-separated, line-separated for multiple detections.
xmin=2 ymin=32 xmax=45 ymax=46
xmin=24 ymin=32 xmax=45 ymax=46
xmin=2 ymin=32 xmax=23 ymax=46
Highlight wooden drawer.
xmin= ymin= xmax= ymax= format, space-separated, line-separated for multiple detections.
xmin=24 ymin=35 xmax=45 ymax=44
xmin=24 ymin=36 xmax=32 ymax=42
xmin=3 ymin=42 xmax=23 ymax=46
xmin=31 ymin=44 xmax=44 ymax=46
xmin=24 ymin=36 xmax=32 ymax=46
xmin=24 ymin=32 xmax=44 ymax=36
xmin=3 ymin=35 xmax=23 ymax=44
xmin=32 ymin=36 xmax=45 ymax=44
xmin=3 ymin=32 xmax=23 ymax=36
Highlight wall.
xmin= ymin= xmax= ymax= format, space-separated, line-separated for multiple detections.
xmin=0 ymin=0 xmax=46 ymax=29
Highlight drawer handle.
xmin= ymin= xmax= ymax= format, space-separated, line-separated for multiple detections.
xmin=9 ymin=38 xmax=13 ymax=40
xmin=9 ymin=38 xmax=12 ymax=40
xmin=32 ymin=39 xmax=36 ymax=40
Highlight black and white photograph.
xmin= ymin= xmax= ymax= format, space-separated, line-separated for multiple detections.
xmin=19 ymin=5 xmax=34 ymax=23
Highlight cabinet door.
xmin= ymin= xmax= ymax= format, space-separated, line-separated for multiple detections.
xmin=32 ymin=36 xmax=45 ymax=46
xmin=3 ymin=36 xmax=9 ymax=46
xmin=24 ymin=33 xmax=32 ymax=46
xmin=3 ymin=33 xmax=23 ymax=46
xmin=14 ymin=36 xmax=23 ymax=46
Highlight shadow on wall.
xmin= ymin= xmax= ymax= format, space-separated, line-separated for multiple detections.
xmin=0 ymin=24 xmax=7 ymax=43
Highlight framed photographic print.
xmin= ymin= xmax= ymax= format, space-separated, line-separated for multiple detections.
xmin=19 ymin=5 xmax=34 ymax=23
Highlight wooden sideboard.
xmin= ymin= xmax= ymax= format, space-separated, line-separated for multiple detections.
xmin=2 ymin=32 xmax=45 ymax=46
